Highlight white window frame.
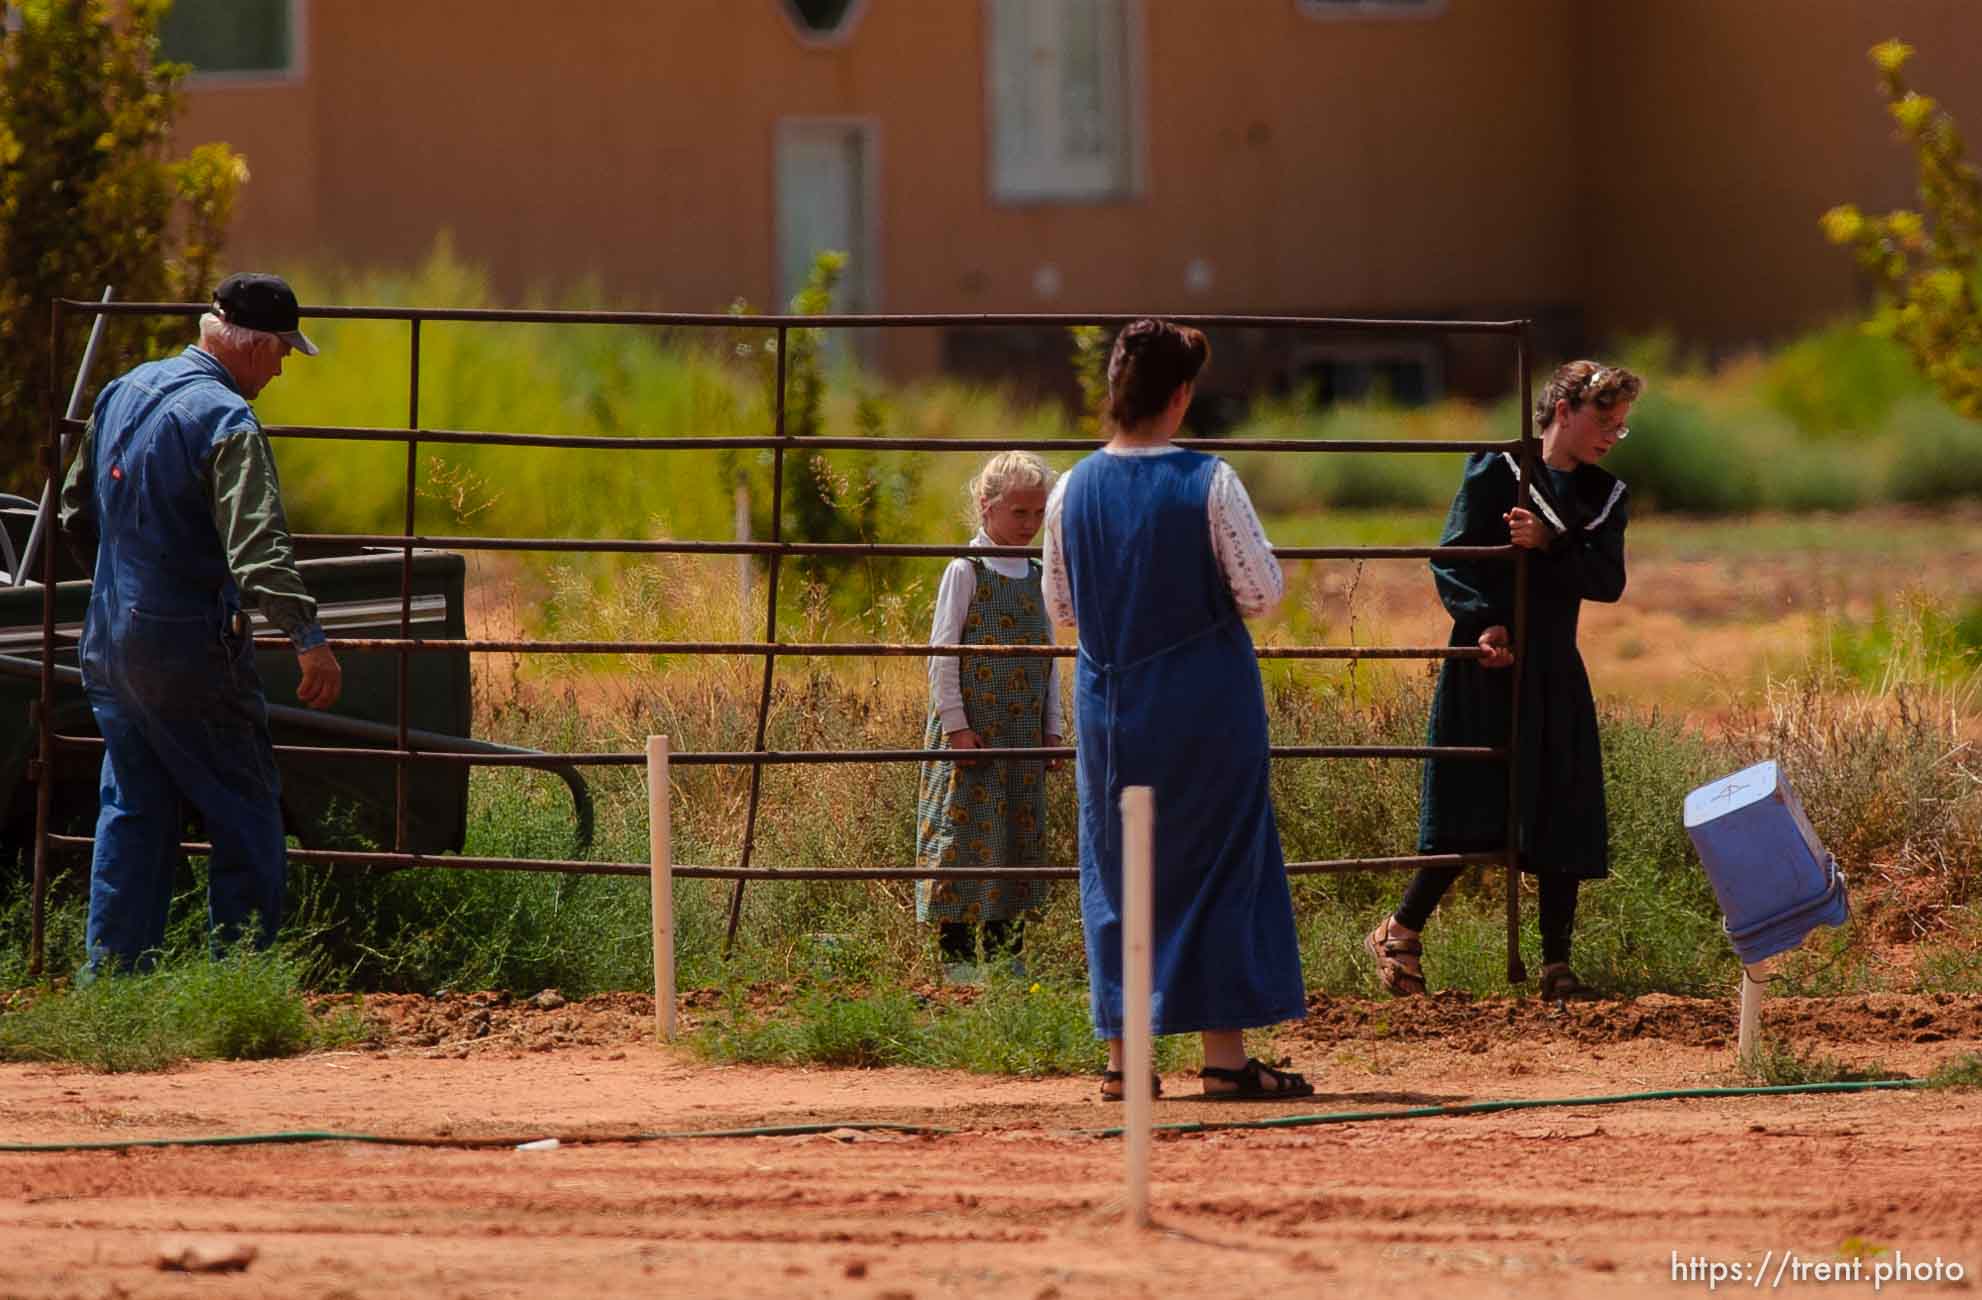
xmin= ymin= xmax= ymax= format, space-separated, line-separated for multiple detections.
xmin=1296 ymin=0 xmax=1446 ymax=21
xmin=773 ymin=116 xmax=884 ymax=317
xmin=775 ymin=0 xmax=871 ymax=48
xmin=171 ymin=0 xmax=309 ymax=88
xmin=983 ymin=0 xmax=1146 ymax=205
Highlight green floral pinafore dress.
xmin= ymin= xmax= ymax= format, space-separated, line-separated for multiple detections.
xmin=915 ymin=559 xmax=1052 ymax=924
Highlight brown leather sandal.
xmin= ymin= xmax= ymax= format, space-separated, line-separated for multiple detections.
xmin=1364 ymin=919 xmax=1427 ymax=997
xmin=1099 ymin=1070 xmax=1163 ymax=1102
xmin=1197 ymin=1057 xmax=1315 ymax=1102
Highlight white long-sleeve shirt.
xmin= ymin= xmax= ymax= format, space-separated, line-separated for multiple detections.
xmin=1041 ymin=446 xmax=1285 ymax=629
xmin=927 ymin=529 xmax=1064 ymax=738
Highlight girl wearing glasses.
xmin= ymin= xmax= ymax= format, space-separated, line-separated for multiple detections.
xmin=1366 ymin=359 xmax=1642 ymax=1003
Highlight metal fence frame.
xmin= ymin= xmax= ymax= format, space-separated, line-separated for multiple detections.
xmin=32 ymin=301 xmax=1536 ymax=980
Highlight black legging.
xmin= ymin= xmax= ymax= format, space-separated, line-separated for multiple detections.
xmin=1394 ymin=867 xmax=1581 ymax=966
xmin=938 ymin=917 xmax=1024 ymax=963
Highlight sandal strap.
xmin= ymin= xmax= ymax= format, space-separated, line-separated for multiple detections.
xmin=1198 ymin=1057 xmax=1308 ymax=1093
xmin=1100 ymin=1070 xmax=1163 ymax=1097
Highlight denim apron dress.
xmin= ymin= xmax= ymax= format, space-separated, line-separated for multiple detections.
xmin=1060 ymin=449 xmax=1307 ymax=1038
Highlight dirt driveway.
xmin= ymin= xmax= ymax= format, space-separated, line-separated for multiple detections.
xmin=4 ymin=991 xmax=1979 ymax=1300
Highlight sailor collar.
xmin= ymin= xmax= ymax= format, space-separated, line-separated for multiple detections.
xmin=1498 ymin=452 xmax=1626 ymax=534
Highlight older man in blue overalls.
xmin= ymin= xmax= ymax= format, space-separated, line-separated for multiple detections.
xmin=59 ymin=273 xmax=343 ymax=972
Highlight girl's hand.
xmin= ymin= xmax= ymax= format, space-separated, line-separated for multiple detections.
xmin=1477 ymin=626 xmax=1514 ymax=670
xmin=1044 ymin=732 xmax=1065 ymax=772
xmin=1503 ymin=506 xmax=1551 ymax=550
xmin=949 ymin=727 xmax=983 ymax=765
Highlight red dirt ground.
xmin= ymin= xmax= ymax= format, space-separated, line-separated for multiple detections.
xmin=5 ymin=991 xmax=1980 ymax=1299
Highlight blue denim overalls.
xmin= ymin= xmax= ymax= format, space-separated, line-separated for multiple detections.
xmin=78 ymin=348 xmax=286 ymax=971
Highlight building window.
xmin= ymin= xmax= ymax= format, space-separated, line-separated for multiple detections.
xmin=986 ymin=0 xmax=1137 ymax=203
xmin=1287 ymin=342 xmax=1443 ymax=407
xmin=778 ymin=0 xmax=868 ymax=44
xmin=1296 ymin=0 xmax=1444 ymax=19
xmin=159 ymin=0 xmax=298 ymax=79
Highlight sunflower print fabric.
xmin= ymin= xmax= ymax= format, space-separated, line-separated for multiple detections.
xmin=915 ymin=559 xmax=1053 ymax=923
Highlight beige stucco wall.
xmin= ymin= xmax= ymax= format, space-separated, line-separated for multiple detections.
xmin=1581 ymin=0 xmax=1982 ymax=347
xmin=179 ymin=0 xmax=1982 ymax=363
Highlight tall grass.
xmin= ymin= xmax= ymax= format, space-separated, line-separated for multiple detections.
xmin=7 ymin=578 xmax=1980 ymax=1078
xmin=0 ymin=932 xmax=361 ymax=1072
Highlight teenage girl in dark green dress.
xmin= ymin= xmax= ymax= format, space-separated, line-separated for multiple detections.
xmin=1365 ymin=360 xmax=1642 ymax=1002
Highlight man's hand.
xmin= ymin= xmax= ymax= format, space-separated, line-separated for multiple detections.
xmin=1477 ymin=626 xmax=1514 ymax=670
xmin=296 ymin=644 xmax=342 ymax=710
xmin=1045 ymin=732 xmax=1065 ymax=772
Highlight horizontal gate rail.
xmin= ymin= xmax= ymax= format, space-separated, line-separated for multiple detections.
xmin=64 ymin=300 xmax=1528 ymax=333
xmin=50 ymin=734 xmax=1504 ymax=765
xmin=244 ymin=637 xmax=1493 ymax=660
xmin=33 ymin=296 xmax=1539 ymax=983
xmin=43 ymin=834 xmax=1505 ymax=881
xmin=284 ymin=534 xmax=1517 ymax=562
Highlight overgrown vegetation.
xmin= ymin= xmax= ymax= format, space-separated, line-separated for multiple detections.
xmin=12 ymin=609 xmax=1975 ymax=1014
xmin=1740 ymin=1035 xmax=1904 ymax=1086
xmin=691 ymin=974 xmax=1196 ymax=1076
xmin=0 ymin=935 xmax=364 ymax=1072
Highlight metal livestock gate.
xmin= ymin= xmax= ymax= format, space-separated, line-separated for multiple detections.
xmin=29 ymin=300 xmax=1539 ymax=982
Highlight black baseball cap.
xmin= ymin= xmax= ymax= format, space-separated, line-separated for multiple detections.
xmin=213 ymin=272 xmax=319 ymax=356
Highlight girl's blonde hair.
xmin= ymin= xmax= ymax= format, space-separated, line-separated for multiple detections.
xmin=966 ymin=450 xmax=1055 ymax=526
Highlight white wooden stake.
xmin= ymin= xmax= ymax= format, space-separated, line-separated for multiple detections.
xmin=648 ymin=734 xmax=675 ymax=1041
xmin=1737 ymin=962 xmax=1763 ymax=1065
xmin=1120 ymin=785 xmax=1155 ymax=1230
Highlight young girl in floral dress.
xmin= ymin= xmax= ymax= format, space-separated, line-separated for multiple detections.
xmin=915 ymin=452 xmax=1062 ymax=983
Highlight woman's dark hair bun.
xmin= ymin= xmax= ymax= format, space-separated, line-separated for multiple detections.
xmin=1105 ymin=319 xmax=1209 ymax=430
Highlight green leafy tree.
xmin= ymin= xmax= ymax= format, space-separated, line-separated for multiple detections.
xmin=0 ymin=0 xmax=248 ymax=492
xmin=1823 ymin=39 xmax=1982 ymax=418
xmin=723 ymin=252 xmax=917 ymax=596
xmin=1068 ymin=325 xmax=1110 ymax=437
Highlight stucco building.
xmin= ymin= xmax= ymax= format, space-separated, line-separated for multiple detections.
xmin=167 ymin=0 xmax=1982 ymax=401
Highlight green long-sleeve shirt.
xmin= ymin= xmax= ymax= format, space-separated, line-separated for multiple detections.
xmin=59 ymin=415 xmax=324 ymax=648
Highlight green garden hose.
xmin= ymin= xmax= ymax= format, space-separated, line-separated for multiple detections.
xmin=0 ymin=1078 xmax=1930 ymax=1154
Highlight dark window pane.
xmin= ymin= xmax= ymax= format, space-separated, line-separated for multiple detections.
xmin=160 ymin=0 xmax=291 ymax=74
xmin=784 ymin=0 xmax=858 ymax=32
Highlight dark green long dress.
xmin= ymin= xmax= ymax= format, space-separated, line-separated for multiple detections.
xmin=1417 ymin=451 xmax=1628 ymax=879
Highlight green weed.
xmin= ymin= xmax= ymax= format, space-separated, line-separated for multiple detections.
xmin=1739 ymin=1036 xmax=1904 ymax=1085
xmin=0 ymin=939 xmax=336 ymax=1072
xmin=693 ymin=973 xmax=1192 ymax=1076
xmin=1924 ymin=1052 xmax=1982 ymax=1090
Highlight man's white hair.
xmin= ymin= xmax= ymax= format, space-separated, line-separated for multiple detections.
xmin=199 ymin=310 xmax=276 ymax=358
